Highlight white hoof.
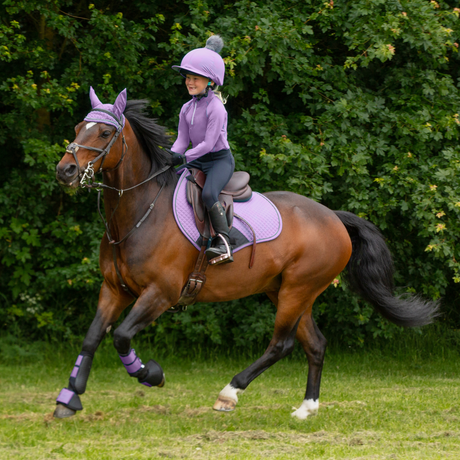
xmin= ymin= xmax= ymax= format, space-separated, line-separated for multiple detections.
xmin=213 ymin=384 xmax=243 ymax=412
xmin=291 ymin=399 xmax=319 ymax=420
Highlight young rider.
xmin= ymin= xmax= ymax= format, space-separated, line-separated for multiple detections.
xmin=170 ymin=35 xmax=235 ymax=265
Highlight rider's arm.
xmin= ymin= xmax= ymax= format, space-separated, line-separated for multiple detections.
xmin=171 ymin=103 xmax=191 ymax=155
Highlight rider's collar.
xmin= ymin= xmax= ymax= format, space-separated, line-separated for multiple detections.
xmin=194 ymin=86 xmax=211 ymax=101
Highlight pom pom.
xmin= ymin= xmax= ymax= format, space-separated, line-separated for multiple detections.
xmin=206 ymin=35 xmax=224 ymax=54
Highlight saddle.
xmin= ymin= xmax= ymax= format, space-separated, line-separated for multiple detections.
xmin=186 ymin=168 xmax=253 ymax=238
xmin=171 ymin=168 xmax=255 ymax=312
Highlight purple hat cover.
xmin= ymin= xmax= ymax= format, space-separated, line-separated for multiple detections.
xmin=84 ymin=87 xmax=127 ymax=131
xmin=172 ymin=35 xmax=225 ymax=86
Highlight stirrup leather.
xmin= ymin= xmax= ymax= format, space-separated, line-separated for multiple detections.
xmin=208 ymin=233 xmax=233 ymax=265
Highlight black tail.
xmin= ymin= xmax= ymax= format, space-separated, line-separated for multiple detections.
xmin=334 ymin=211 xmax=440 ymax=327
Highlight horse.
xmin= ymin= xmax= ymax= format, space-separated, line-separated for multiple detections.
xmin=54 ymin=89 xmax=439 ymax=420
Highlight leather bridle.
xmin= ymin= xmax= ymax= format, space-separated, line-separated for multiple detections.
xmin=65 ymin=108 xmax=127 ymax=187
xmin=65 ymin=107 xmax=173 ymax=299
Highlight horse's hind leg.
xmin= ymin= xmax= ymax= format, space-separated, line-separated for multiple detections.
xmin=54 ymin=283 xmax=130 ymax=418
xmin=291 ymin=312 xmax=327 ymax=419
xmin=213 ymin=288 xmax=314 ymax=412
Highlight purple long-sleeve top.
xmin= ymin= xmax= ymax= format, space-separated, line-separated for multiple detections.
xmin=171 ymin=90 xmax=230 ymax=162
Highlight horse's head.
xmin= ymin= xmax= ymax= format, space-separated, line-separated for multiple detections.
xmin=56 ymin=87 xmax=127 ymax=189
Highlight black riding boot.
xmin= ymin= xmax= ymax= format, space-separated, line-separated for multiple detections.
xmin=205 ymin=202 xmax=233 ymax=265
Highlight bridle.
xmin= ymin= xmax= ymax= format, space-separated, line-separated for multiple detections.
xmin=65 ymin=108 xmax=127 ymax=187
xmin=65 ymin=107 xmax=173 ymax=298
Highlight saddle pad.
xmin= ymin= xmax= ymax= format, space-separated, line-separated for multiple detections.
xmin=173 ymin=170 xmax=283 ymax=253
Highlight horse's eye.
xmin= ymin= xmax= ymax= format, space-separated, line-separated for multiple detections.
xmin=101 ymin=130 xmax=111 ymax=138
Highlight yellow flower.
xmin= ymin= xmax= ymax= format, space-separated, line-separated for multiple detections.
xmin=436 ymin=211 xmax=445 ymax=218
xmin=429 ymin=185 xmax=437 ymax=191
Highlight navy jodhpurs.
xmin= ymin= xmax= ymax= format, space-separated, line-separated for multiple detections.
xmin=185 ymin=149 xmax=235 ymax=210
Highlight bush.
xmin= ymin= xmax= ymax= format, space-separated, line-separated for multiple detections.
xmin=1 ymin=0 xmax=459 ymax=348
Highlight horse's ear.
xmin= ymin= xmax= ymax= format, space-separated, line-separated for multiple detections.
xmin=89 ymin=87 xmax=102 ymax=108
xmin=112 ymin=88 xmax=127 ymax=118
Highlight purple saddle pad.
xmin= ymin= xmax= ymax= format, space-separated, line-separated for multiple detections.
xmin=173 ymin=170 xmax=283 ymax=253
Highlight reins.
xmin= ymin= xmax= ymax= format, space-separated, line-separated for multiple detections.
xmin=67 ymin=108 xmax=173 ymax=299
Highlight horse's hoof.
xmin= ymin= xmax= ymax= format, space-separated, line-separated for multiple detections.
xmin=291 ymin=399 xmax=319 ymax=420
xmin=157 ymin=374 xmax=165 ymax=388
xmin=213 ymin=396 xmax=237 ymax=412
xmin=53 ymin=404 xmax=77 ymax=419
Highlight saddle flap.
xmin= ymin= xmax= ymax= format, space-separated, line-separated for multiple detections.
xmin=186 ymin=180 xmax=208 ymax=237
xmin=187 ymin=168 xmax=207 ymax=189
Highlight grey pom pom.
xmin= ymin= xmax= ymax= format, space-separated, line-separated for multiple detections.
xmin=205 ymin=35 xmax=224 ymax=54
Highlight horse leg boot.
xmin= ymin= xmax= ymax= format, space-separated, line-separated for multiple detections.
xmin=54 ymin=296 xmax=127 ymax=418
xmin=113 ymin=290 xmax=168 ymax=388
xmin=205 ymin=202 xmax=233 ymax=265
xmin=291 ymin=313 xmax=327 ymax=420
xmin=118 ymin=348 xmax=164 ymax=388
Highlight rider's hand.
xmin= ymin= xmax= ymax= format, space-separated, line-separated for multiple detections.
xmin=170 ymin=151 xmax=186 ymax=166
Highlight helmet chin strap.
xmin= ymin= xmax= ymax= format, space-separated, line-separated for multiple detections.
xmin=196 ymin=84 xmax=211 ymax=101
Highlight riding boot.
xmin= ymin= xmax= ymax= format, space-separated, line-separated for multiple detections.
xmin=205 ymin=202 xmax=233 ymax=265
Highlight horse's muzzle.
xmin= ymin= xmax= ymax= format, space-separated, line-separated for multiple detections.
xmin=56 ymin=162 xmax=80 ymax=188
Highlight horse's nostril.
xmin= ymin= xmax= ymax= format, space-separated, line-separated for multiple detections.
xmin=64 ymin=164 xmax=77 ymax=177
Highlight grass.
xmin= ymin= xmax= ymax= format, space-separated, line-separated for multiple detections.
xmin=1 ymin=339 xmax=459 ymax=460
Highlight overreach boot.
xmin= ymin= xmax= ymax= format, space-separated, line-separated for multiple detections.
xmin=205 ymin=202 xmax=233 ymax=265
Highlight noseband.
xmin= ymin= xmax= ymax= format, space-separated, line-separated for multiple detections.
xmin=65 ymin=108 xmax=127 ymax=188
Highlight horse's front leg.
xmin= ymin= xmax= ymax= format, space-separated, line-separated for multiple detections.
xmin=54 ymin=282 xmax=131 ymax=418
xmin=112 ymin=286 xmax=173 ymax=388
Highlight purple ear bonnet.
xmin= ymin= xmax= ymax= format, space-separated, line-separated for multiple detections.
xmin=172 ymin=35 xmax=225 ymax=86
xmin=84 ymin=87 xmax=127 ymax=131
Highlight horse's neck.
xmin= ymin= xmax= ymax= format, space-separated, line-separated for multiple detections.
xmin=101 ymin=146 xmax=171 ymax=241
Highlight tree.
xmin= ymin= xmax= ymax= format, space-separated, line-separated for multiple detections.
xmin=1 ymin=0 xmax=459 ymax=346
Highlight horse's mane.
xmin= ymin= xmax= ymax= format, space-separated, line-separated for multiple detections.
xmin=124 ymin=100 xmax=177 ymax=187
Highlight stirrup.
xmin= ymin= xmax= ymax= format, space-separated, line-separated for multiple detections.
xmin=207 ymin=234 xmax=233 ymax=265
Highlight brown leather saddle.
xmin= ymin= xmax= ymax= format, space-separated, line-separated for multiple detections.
xmin=171 ymin=168 xmax=256 ymax=312
xmin=186 ymin=168 xmax=253 ymax=239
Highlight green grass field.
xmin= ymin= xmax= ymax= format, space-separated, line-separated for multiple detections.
xmin=1 ymin=340 xmax=459 ymax=460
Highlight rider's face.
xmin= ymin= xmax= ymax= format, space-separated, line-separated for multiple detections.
xmin=185 ymin=75 xmax=211 ymax=96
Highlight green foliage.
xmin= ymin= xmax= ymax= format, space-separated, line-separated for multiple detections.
xmin=1 ymin=0 xmax=459 ymax=347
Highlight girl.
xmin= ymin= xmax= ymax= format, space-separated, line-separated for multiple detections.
xmin=170 ymin=35 xmax=235 ymax=265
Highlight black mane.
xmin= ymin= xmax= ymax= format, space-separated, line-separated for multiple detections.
xmin=124 ymin=100 xmax=177 ymax=187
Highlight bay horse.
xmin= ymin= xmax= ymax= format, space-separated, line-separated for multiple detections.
xmin=54 ymin=89 xmax=438 ymax=420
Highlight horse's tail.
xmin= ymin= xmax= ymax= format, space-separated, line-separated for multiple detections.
xmin=334 ymin=211 xmax=440 ymax=327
